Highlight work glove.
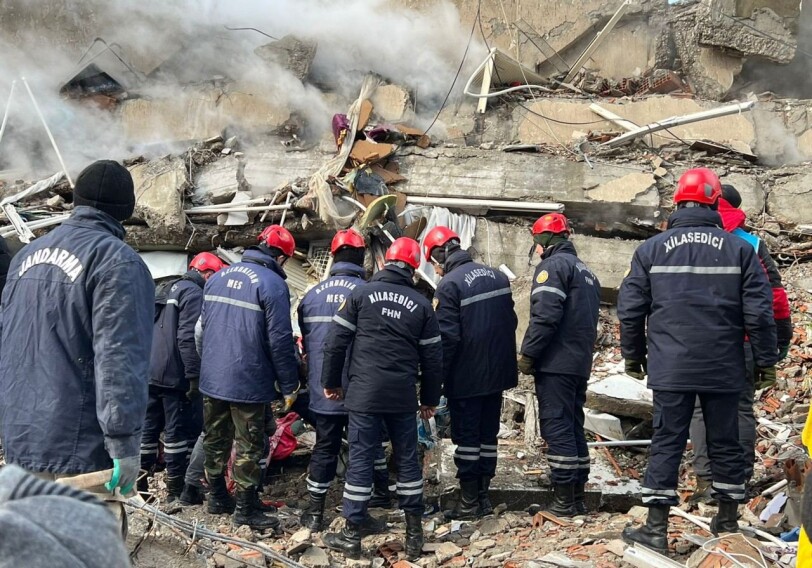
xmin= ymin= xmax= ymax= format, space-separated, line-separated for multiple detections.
xmin=283 ymin=392 xmax=298 ymax=412
xmin=186 ymin=377 xmax=200 ymax=400
xmin=625 ymin=359 xmax=647 ymax=380
xmin=517 ymin=354 xmax=535 ymax=376
xmin=105 ymin=456 xmax=141 ymax=495
xmin=778 ymin=344 xmax=790 ymax=361
xmin=755 ymin=366 xmax=777 ymax=390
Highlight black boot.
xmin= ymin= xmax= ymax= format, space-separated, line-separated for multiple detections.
xmin=478 ymin=476 xmax=493 ymax=516
xmin=251 ymin=486 xmax=277 ymax=513
xmin=546 ymin=484 xmax=577 ymax=518
xmin=323 ymin=521 xmax=362 ymax=559
xmin=622 ymin=505 xmax=669 ymax=552
xmin=233 ymin=488 xmax=280 ymax=531
xmin=300 ymin=492 xmax=325 ymax=531
xmin=179 ymin=483 xmax=204 ymax=506
xmin=360 ymin=513 xmax=386 ymax=535
xmin=574 ymin=483 xmax=588 ymax=515
xmin=165 ymin=475 xmax=185 ymax=503
xmin=368 ymin=485 xmax=394 ymax=509
xmin=710 ymin=500 xmax=740 ymax=535
xmin=207 ymin=476 xmax=236 ymax=515
xmin=405 ymin=513 xmax=424 ymax=560
xmin=444 ymin=479 xmax=480 ymax=520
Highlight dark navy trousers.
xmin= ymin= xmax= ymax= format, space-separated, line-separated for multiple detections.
xmin=643 ymin=390 xmax=745 ymax=506
xmin=306 ymin=413 xmax=390 ymax=498
xmin=448 ymin=393 xmax=502 ymax=481
xmin=342 ymin=412 xmax=423 ymax=524
xmin=141 ymin=386 xmax=202 ymax=478
xmin=535 ymin=373 xmax=590 ymax=485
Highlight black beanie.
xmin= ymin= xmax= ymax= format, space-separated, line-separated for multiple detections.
xmin=73 ymin=160 xmax=136 ymax=221
xmin=721 ymin=184 xmax=742 ymax=209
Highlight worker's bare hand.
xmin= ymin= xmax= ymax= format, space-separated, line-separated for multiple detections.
xmin=419 ymin=405 xmax=436 ymax=420
xmin=324 ymin=387 xmax=344 ymax=401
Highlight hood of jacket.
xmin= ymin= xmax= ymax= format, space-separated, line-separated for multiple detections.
xmin=63 ymin=206 xmax=126 ymax=240
xmin=329 ymin=261 xmax=366 ymax=279
xmin=667 ymin=206 xmax=723 ymax=230
xmin=372 ymin=264 xmax=415 ymax=287
xmin=541 ymin=239 xmax=577 ymax=260
xmin=444 ymin=248 xmax=474 ymax=274
xmin=242 ymin=247 xmax=287 ymax=279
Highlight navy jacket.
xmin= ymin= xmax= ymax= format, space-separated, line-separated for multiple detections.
xmin=298 ymin=262 xmax=366 ymax=415
xmin=321 ymin=264 xmax=443 ymax=414
xmin=0 ymin=207 xmax=154 ymax=473
xmin=150 ymin=270 xmax=205 ymax=391
xmin=618 ymin=207 xmax=778 ymax=392
xmin=199 ymin=247 xmax=299 ymax=404
xmin=435 ymin=250 xmax=518 ymax=398
xmin=521 ymin=240 xmax=601 ymax=378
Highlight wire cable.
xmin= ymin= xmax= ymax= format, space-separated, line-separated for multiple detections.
xmin=422 ymin=0 xmax=480 ymax=135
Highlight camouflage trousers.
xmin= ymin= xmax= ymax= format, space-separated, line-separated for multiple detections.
xmin=203 ymin=397 xmax=266 ymax=492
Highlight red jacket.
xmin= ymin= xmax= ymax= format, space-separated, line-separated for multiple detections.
xmin=719 ymin=199 xmax=792 ymax=350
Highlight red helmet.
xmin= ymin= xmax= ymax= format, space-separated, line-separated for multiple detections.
xmin=330 ymin=228 xmax=365 ymax=254
xmin=258 ymin=225 xmax=296 ymax=257
xmin=189 ymin=252 xmax=226 ymax=273
xmin=532 ymin=213 xmax=570 ymax=235
xmin=674 ymin=168 xmax=721 ymax=206
xmin=423 ymin=226 xmax=459 ymax=260
xmin=385 ymin=237 xmax=422 ymax=269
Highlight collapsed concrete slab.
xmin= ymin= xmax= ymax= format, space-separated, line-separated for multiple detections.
xmin=398 ymin=147 xmax=661 ymax=237
xmin=192 ymin=156 xmax=245 ymax=205
xmin=719 ymin=173 xmax=765 ymax=215
xmin=120 ymin=87 xmax=291 ymax=144
xmin=516 ymin=97 xmax=756 ymax=150
xmin=697 ymin=2 xmax=797 ymax=64
xmin=587 ymin=374 xmax=654 ymax=421
xmin=768 ymin=171 xmax=812 ymax=226
xmin=254 ymin=35 xmax=317 ymax=81
xmin=129 ymin=157 xmax=188 ymax=231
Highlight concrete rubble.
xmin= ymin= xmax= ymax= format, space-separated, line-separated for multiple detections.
xmin=254 ymin=35 xmax=318 ymax=82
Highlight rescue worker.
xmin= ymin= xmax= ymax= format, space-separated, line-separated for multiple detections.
xmin=198 ymin=225 xmax=300 ymax=530
xmin=690 ymin=184 xmax=793 ymax=499
xmin=0 ymin=160 xmax=154 ymax=524
xmin=140 ymin=252 xmax=226 ymax=502
xmin=321 ymin=238 xmax=443 ymax=560
xmin=423 ymin=226 xmax=518 ymax=519
xmin=298 ymin=229 xmax=389 ymax=532
xmin=517 ymin=213 xmax=600 ymax=517
xmin=619 ymin=168 xmax=778 ymax=550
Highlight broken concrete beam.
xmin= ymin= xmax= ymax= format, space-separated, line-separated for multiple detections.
xmin=370 ymin=84 xmax=411 ymax=122
xmin=192 ymin=156 xmax=245 ymax=205
xmin=125 ymin=211 xmax=333 ymax=253
xmin=254 ymin=35 xmax=317 ymax=81
xmin=398 ymin=147 xmax=661 ymax=237
xmin=242 ymin=147 xmax=323 ymax=197
xmin=767 ymin=171 xmax=812 ymax=226
xmin=129 ymin=157 xmax=188 ymax=231
xmin=697 ymin=3 xmax=797 ymax=64
xmin=586 ymin=374 xmax=653 ymax=421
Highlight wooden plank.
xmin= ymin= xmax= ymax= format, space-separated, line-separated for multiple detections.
xmin=477 ymin=51 xmax=495 ymax=114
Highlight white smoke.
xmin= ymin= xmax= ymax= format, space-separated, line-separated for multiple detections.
xmin=0 ymin=0 xmax=485 ymax=178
